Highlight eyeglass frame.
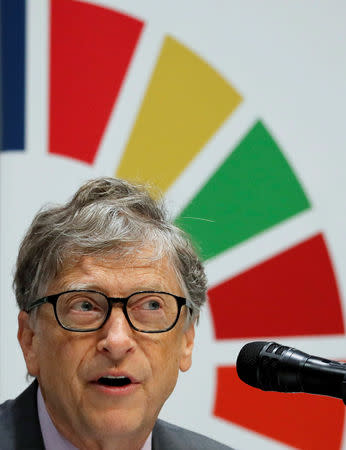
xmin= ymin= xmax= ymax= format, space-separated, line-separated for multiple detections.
xmin=25 ymin=289 xmax=189 ymax=333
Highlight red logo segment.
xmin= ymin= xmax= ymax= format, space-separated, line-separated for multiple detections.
xmin=214 ymin=366 xmax=345 ymax=449
xmin=208 ymin=233 xmax=344 ymax=339
xmin=49 ymin=0 xmax=144 ymax=164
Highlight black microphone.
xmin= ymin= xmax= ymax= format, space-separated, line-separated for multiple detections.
xmin=236 ymin=341 xmax=346 ymax=403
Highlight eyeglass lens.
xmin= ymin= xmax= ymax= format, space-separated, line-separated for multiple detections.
xmin=56 ymin=291 xmax=179 ymax=331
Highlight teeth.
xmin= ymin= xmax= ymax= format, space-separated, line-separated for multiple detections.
xmin=103 ymin=375 xmax=126 ymax=379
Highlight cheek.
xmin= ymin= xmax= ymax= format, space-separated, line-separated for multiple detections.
xmin=148 ymin=336 xmax=183 ymax=391
xmin=36 ymin=332 xmax=90 ymax=387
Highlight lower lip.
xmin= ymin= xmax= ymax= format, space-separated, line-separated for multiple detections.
xmin=90 ymin=381 xmax=140 ymax=396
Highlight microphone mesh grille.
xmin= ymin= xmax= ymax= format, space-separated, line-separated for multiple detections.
xmin=236 ymin=341 xmax=268 ymax=387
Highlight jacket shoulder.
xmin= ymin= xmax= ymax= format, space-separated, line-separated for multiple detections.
xmin=0 ymin=397 xmax=17 ymax=449
xmin=0 ymin=381 xmax=44 ymax=450
xmin=152 ymin=419 xmax=233 ymax=450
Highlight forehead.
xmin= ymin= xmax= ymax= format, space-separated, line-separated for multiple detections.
xmin=48 ymin=250 xmax=182 ymax=296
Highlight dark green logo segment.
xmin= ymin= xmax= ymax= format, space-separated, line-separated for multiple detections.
xmin=175 ymin=121 xmax=310 ymax=260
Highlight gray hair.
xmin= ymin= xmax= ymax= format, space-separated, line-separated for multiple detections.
xmin=13 ymin=177 xmax=207 ymax=321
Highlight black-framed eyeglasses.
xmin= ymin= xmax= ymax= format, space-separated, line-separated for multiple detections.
xmin=26 ymin=290 xmax=188 ymax=333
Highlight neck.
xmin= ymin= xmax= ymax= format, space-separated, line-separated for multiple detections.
xmin=38 ymin=387 xmax=152 ymax=450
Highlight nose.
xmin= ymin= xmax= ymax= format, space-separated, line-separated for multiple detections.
xmin=96 ymin=306 xmax=136 ymax=360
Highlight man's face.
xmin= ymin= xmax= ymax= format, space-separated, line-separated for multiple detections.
xmin=18 ymin=250 xmax=195 ymax=448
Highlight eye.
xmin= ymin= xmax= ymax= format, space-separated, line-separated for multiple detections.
xmin=128 ymin=293 xmax=165 ymax=312
xmin=142 ymin=299 xmax=161 ymax=310
xmin=61 ymin=293 xmax=104 ymax=314
xmin=72 ymin=300 xmax=95 ymax=312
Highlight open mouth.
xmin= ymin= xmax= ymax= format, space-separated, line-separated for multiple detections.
xmin=97 ymin=376 xmax=132 ymax=387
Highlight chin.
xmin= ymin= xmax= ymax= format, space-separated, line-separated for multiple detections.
xmin=84 ymin=408 xmax=149 ymax=438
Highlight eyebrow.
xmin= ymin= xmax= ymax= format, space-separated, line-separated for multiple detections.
xmin=60 ymin=283 xmax=169 ymax=295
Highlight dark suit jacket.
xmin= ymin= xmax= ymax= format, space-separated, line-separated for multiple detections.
xmin=0 ymin=381 xmax=232 ymax=449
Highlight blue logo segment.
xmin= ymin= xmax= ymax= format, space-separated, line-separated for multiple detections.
xmin=1 ymin=0 xmax=26 ymax=151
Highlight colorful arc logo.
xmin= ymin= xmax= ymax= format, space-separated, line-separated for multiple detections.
xmin=1 ymin=1 xmax=345 ymax=448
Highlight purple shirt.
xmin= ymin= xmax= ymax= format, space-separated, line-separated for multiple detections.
xmin=37 ymin=387 xmax=152 ymax=449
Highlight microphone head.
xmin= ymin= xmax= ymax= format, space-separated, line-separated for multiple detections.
xmin=236 ymin=341 xmax=269 ymax=387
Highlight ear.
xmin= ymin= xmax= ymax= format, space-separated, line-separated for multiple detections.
xmin=179 ymin=323 xmax=195 ymax=372
xmin=17 ymin=311 xmax=40 ymax=377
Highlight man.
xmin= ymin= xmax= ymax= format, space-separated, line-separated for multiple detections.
xmin=0 ymin=177 xmax=231 ymax=449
